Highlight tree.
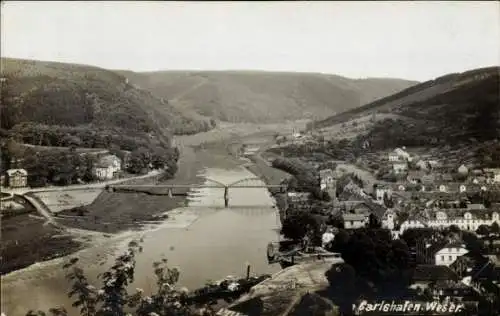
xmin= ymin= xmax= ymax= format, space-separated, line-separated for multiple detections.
xmin=127 ymin=147 xmax=151 ymax=174
xmin=490 ymin=222 xmax=500 ymax=236
xmin=325 ymin=263 xmax=357 ymax=314
xmin=448 ymin=225 xmax=461 ymax=234
xmin=367 ymin=213 xmax=381 ymax=229
xmin=383 ymin=192 xmax=394 ymax=208
xmin=281 ymin=210 xmax=322 ymax=244
xmin=476 ymin=225 xmax=490 ymax=236
xmin=462 ymin=231 xmax=486 ymax=255
xmin=330 ymin=229 xmax=412 ymax=294
xmin=62 ymin=134 xmax=82 ymax=147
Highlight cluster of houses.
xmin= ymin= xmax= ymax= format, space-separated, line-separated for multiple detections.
xmin=1 ymin=153 xmax=124 ymax=189
xmin=275 ymin=141 xmax=500 ymax=309
xmin=386 ymin=147 xmax=500 ymax=185
xmin=408 ymin=232 xmax=500 ymax=308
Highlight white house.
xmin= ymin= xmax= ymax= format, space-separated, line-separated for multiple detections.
xmin=375 ymin=185 xmax=392 ymax=203
xmin=393 ymin=162 xmax=408 ymax=174
xmin=6 ymin=168 xmax=28 ymax=188
xmin=395 ymin=147 xmax=411 ymax=160
xmin=388 ymin=147 xmax=411 ymax=162
xmin=319 ymin=168 xmax=336 ymax=190
xmin=92 ymin=154 xmax=122 ymax=181
xmin=435 ymin=243 xmax=469 ymax=266
xmin=343 ymin=213 xmax=369 ymax=229
xmin=485 ymin=168 xmax=500 ymax=183
xmin=287 ymin=192 xmax=311 ymax=203
xmin=382 ymin=209 xmax=396 ymax=230
xmin=388 ymin=151 xmax=400 ymax=162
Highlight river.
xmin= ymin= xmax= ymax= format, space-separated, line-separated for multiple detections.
xmin=1 ymin=140 xmax=283 ymax=315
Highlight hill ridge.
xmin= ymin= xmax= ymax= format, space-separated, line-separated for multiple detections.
xmin=0 ymin=57 xmax=215 ymax=142
xmin=310 ymin=66 xmax=500 ymax=150
xmin=119 ymin=70 xmax=418 ymax=123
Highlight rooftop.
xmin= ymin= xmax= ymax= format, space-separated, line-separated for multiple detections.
xmin=6 ymin=169 xmax=28 ymax=176
xmin=413 ymin=265 xmax=458 ymax=282
xmin=342 ymin=213 xmax=368 ymax=221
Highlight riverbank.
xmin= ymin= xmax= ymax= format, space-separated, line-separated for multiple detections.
xmin=0 ymin=134 xmax=278 ymax=276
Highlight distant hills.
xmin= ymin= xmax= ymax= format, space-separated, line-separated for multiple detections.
xmin=0 ymin=58 xmax=214 ymax=144
xmin=311 ymin=66 xmax=500 ymax=147
xmin=118 ymin=70 xmax=418 ymax=123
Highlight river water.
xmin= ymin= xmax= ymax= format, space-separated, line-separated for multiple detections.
xmin=1 ymin=165 xmax=283 ymax=315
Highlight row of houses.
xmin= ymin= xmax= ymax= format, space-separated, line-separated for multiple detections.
xmin=387 ymin=147 xmax=500 ymax=182
xmin=399 ymin=209 xmax=500 ymax=234
xmin=1 ymin=154 xmax=123 ymax=188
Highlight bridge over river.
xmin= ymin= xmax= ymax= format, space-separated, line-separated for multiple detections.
xmin=108 ymin=176 xmax=288 ymax=207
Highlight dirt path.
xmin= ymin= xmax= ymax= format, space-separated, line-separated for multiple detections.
xmin=169 ymin=77 xmax=209 ymax=103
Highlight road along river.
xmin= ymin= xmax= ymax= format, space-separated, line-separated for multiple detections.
xmin=1 ymin=141 xmax=283 ymax=315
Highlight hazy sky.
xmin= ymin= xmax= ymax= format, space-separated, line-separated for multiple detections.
xmin=2 ymin=1 xmax=499 ymax=81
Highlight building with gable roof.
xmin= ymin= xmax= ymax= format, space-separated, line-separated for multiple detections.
xmin=6 ymin=168 xmax=28 ymax=188
xmin=434 ymin=242 xmax=469 ymax=266
xmin=92 ymin=154 xmax=122 ymax=181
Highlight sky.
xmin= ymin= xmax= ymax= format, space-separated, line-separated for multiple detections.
xmin=1 ymin=1 xmax=499 ymax=81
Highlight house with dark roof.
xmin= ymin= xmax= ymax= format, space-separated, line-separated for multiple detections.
xmin=429 ymin=280 xmax=479 ymax=303
xmin=411 ymin=265 xmax=458 ymax=288
xmin=407 ymin=170 xmax=427 ymax=184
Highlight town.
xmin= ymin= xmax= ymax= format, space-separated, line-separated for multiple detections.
xmin=252 ymin=128 xmax=500 ymax=315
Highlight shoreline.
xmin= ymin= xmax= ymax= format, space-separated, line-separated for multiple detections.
xmin=1 ymin=135 xmax=288 ymax=277
xmin=1 ymin=146 xmax=208 ymax=275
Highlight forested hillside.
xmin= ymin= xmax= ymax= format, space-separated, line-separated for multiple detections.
xmin=312 ymin=67 xmax=500 ymax=149
xmin=0 ymin=58 xmax=209 ymax=183
xmin=118 ymin=70 xmax=417 ymax=123
xmin=0 ymin=58 xmax=215 ymax=144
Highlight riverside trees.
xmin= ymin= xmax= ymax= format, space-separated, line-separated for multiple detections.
xmin=27 ymin=241 xmax=217 ymax=316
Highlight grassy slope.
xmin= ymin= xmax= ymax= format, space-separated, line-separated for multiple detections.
xmin=117 ymin=70 xmax=418 ymax=123
xmin=312 ymin=66 xmax=500 ymax=144
xmin=0 ymin=58 xmax=210 ymax=138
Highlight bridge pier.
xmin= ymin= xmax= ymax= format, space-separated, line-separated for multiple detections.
xmin=168 ymin=188 xmax=173 ymax=198
xmin=224 ymin=186 xmax=229 ymax=208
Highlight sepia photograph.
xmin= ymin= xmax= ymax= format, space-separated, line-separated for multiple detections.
xmin=0 ymin=1 xmax=499 ymax=315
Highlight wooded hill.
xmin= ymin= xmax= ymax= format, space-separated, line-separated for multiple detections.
xmin=0 ymin=57 xmax=215 ymax=147
xmin=311 ymin=66 xmax=500 ymax=148
xmin=118 ymin=70 xmax=418 ymax=123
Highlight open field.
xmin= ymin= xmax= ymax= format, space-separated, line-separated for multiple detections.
xmin=33 ymin=188 xmax=103 ymax=213
xmin=0 ymin=214 xmax=82 ymax=275
xmin=177 ymin=121 xmax=308 ymax=148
